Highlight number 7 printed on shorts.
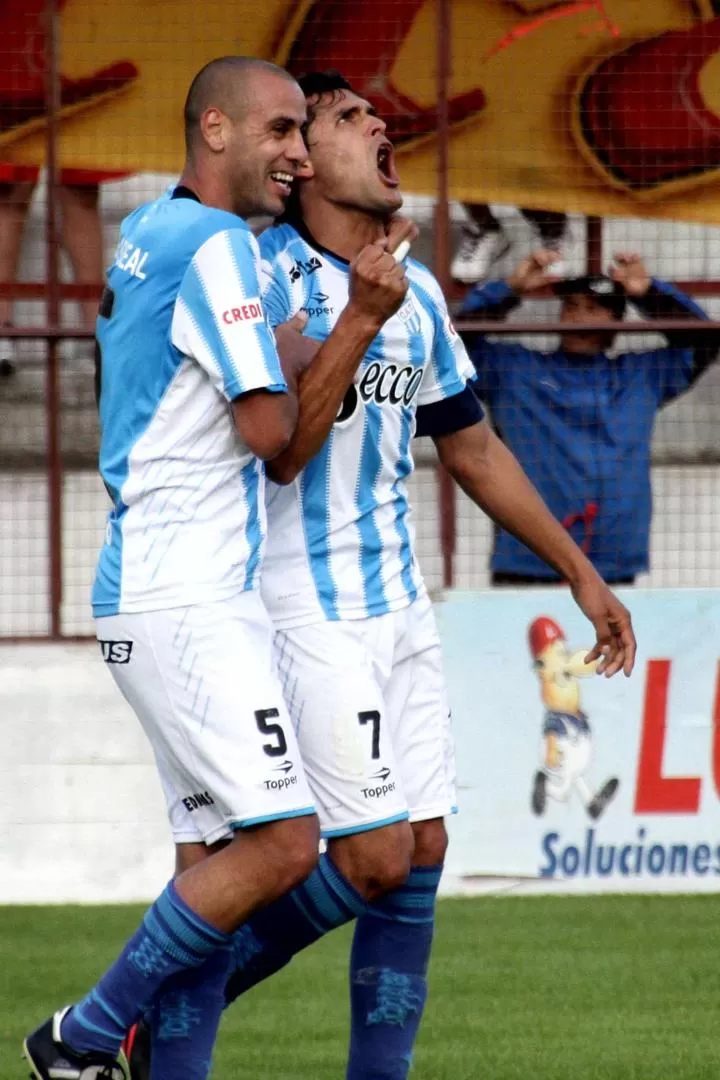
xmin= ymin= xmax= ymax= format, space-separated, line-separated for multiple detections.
xmin=358 ymin=710 xmax=381 ymax=760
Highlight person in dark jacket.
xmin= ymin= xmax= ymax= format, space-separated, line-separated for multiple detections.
xmin=459 ymin=250 xmax=720 ymax=585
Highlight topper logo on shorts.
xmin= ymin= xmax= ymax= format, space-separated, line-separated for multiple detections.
xmin=99 ymin=640 xmax=133 ymax=664
xmin=222 ymin=300 xmax=264 ymax=324
xmin=264 ymin=759 xmax=297 ymax=791
xmin=362 ymin=766 xmax=395 ymax=799
xmin=182 ymin=790 xmax=216 ymax=812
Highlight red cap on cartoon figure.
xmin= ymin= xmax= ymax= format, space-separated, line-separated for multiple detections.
xmin=528 ymin=616 xmax=565 ymax=658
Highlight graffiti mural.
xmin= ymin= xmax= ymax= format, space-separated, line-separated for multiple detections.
xmin=5 ymin=0 xmax=720 ymax=222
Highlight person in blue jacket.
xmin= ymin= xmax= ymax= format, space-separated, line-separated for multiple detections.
xmin=459 ymin=249 xmax=720 ymax=585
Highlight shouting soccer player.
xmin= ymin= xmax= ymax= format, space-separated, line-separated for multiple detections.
xmin=133 ymin=71 xmax=636 ymax=1080
xmin=23 ymin=59 xmax=412 ymax=1080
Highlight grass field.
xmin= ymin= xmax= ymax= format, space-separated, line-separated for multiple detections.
xmin=3 ymin=895 xmax=720 ymax=1079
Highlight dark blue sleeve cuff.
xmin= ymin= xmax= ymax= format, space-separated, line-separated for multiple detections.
xmin=415 ymin=383 xmax=484 ymax=438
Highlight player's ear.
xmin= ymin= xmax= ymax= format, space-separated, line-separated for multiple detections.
xmin=201 ymin=107 xmax=230 ymax=154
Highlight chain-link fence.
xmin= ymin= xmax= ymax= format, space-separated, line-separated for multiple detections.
xmin=2 ymin=0 xmax=720 ymax=636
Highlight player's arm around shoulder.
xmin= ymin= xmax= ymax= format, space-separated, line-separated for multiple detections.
xmin=172 ymin=224 xmax=299 ymax=462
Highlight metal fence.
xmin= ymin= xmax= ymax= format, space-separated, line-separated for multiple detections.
xmin=2 ymin=0 xmax=720 ymax=638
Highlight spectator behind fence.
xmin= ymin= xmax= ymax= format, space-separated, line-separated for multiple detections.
xmin=0 ymin=169 xmax=125 ymax=376
xmin=451 ymin=203 xmax=569 ymax=284
xmin=459 ymin=250 xmax=720 ymax=586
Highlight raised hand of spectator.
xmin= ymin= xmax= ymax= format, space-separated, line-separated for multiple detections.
xmin=609 ymin=252 xmax=652 ymax=297
xmin=506 ymin=249 xmax=563 ymax=295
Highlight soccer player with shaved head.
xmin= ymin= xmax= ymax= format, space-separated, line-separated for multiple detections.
xmin=128 ymin=70 xmax=637 ymax=1080
xmin=23 ymin=57 xmax=409 ymax=1080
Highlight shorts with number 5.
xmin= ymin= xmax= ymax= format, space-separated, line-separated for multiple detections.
xmin=274 ymin=592 xmax=456 ymax=838
xmin=95 ymin=592 xmax=316 ymax=844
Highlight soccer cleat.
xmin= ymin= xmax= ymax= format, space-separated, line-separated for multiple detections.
xmin=23 ymin=1007 xmax=130 ymax=1080
xmin=450 ymin=226 xmax=511 ymax=284
xmin=120 ymin=1019 xmax=151 ymax=1080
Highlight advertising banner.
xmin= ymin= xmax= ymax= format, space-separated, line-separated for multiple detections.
xmin=4 ymin=1 xmax=720 ymax=223
xmin=438 ymin=589 xmax=720 ymax=893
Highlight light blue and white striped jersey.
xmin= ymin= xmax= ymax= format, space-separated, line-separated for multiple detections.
xmin=92 ymin=189 xmax=287 ymax=617
xmin=258 ymin=222 xmax=474 ymax=627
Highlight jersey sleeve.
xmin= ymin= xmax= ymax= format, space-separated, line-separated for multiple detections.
xmin=259 ymin=256 xmax=294 ymax=329
xmin=171 ymin=227 xmax=286 ymax=402
xmin=413 ymin=272 xmax=476 ymax=407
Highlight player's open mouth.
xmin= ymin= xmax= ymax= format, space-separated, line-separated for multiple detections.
xmin=269 ymin=171 xmax=294 ymax=197
xmin=377 ymin=142 xmax=400 ymax=187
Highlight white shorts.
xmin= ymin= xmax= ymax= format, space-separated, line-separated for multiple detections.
xmin=96 ymin=592 xmax=315 ymax=845
xmin=274 ymin=593 xmax=456 ymax=838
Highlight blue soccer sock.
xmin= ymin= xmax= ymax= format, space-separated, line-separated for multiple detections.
xmin=147 ymin=945 xmax=232 ymax=1080
xmin=346 ymin=864 xmax=443 ymax=1080
xmin=61 ymin=881 xmax=231 ymax=1057
xmin=224 ymin=852 xmax=366 ymax=1005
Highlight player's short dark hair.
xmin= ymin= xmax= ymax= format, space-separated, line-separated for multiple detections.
xmin=297 ymin=70 xmax=355 ymax=128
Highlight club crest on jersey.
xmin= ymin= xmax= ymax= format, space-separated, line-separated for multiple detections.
xmin=336 ymin=361 xmax=423 ymax=425
xmin=396 ymin=296 xmax=422 ymax=334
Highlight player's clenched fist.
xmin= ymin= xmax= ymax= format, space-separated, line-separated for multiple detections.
xmin=348 ymin=233 xmax=411 ymax=326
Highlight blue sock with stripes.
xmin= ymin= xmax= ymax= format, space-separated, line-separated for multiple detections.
xmin=346 ymin=864 xmax=443 ymax=1080
xmin=147 ymin=945 xmax=232 ymax=1080
xmin=61 ymin=881 xmax=231 ymax=1057
xmin=224 ymin=852 xmax=366 ymax=1005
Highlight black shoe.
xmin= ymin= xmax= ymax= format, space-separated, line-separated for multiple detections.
xmin=23 ymin=1007 xmax=129 ymax=1080
xmin=121 ymin=1018 xmax=151 ymax=1080
xmin=531 ymin=770 xmax=547 ymax=816
xmin=588 ymin=777 xmax=620 ymax=820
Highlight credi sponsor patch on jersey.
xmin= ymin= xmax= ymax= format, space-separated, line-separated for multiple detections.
xmin=221 ymin=299 xmax=264 ymax=325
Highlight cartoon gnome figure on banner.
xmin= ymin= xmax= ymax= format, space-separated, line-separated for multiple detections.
xmin=528 ymin=616 xmax=619 ymax=820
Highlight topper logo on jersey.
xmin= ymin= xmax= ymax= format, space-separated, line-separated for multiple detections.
xmin=303 ymin=291 xmax=335 ymax=318
xmin=222 ymin=300 xmax=264 ymax=325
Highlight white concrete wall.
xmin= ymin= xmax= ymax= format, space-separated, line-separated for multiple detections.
xmin=0 ymin=643 xmax=173 ymax=903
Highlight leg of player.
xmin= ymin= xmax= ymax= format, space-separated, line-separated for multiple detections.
xmin=44 ymin=818 xmax=318 ymax=1069
xmin=136 ymin=842 xmax=234 ymax=1080
xmin=25 ymin=598 xmax=320 ymax=1080
xmin=219 ymin=820 xmax=413 ymax=1005
xmin=345 ymin=595 xmax=455 ymax=1080
xmin=346 ymin=817 xmax=448 ymax=1080
xmin=136 ymin=823 xmax=410 ymax=1080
